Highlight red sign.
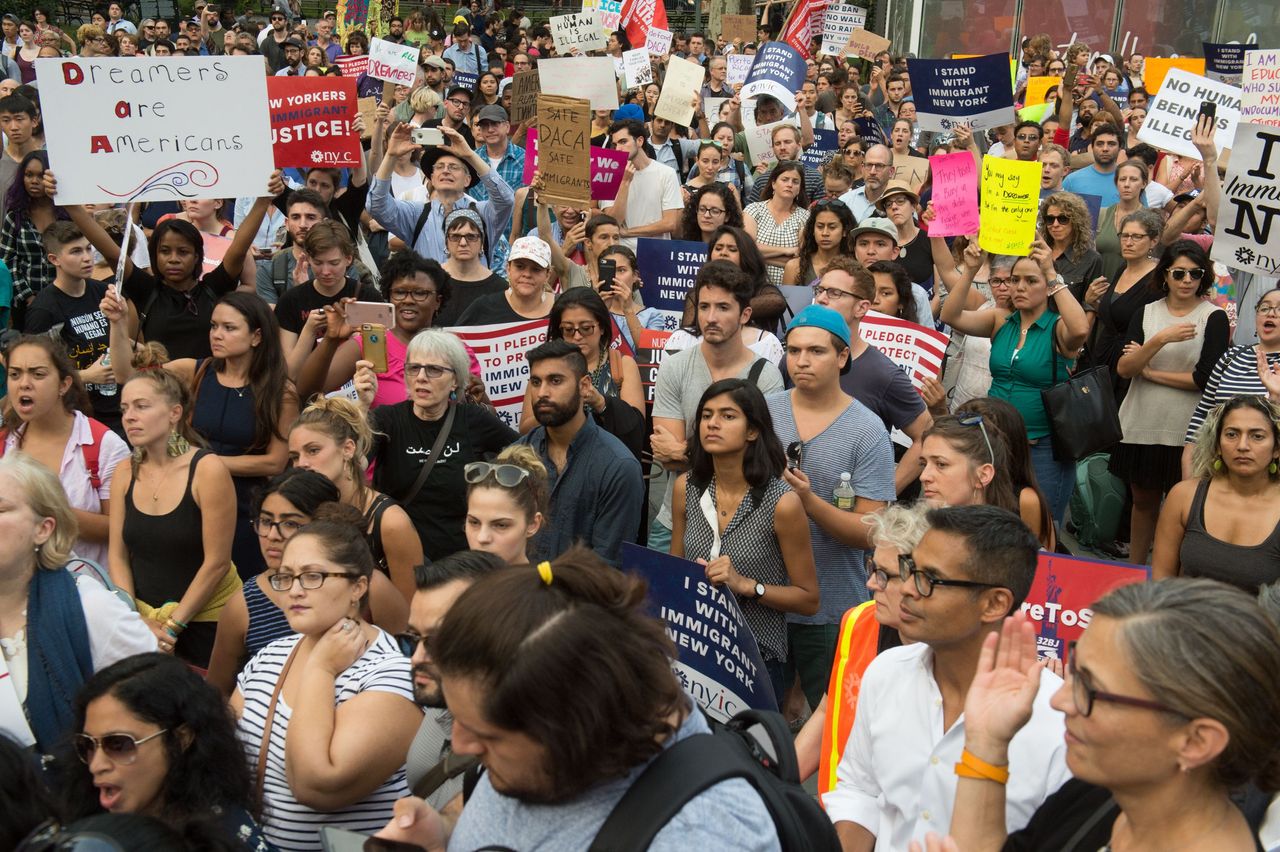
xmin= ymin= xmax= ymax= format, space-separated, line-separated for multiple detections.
xmin=334 ymin=54 xmax=370 ymax=78
xmin=265 ymin=76 xmax=362 ymax=169
xmin=1021 ymin=552 xmax=1150 ymax=660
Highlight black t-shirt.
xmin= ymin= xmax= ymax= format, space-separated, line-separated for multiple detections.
xmin=371 ymin=401 xmax=518 ymax=558
xmin=274 ymin=278 xmax=385 ymax=335
xmin=25 ymin=278 xmax=119 ymax=420
xmin=438 ymin=272 xmax=509 ymax=328
xmin=124 ymin=263 xmax=237 ymax=361
xmin=839 ymin=343 xmax=926 ymax=433
xmin=455 ymin=291 xmax=547 ymax=327
xmin=899 ymin=229 xmax=935 ymax=291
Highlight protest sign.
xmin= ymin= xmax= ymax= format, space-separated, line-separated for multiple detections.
xmin=521 ymin=128 xmax=628 ymax=201
xmin=740 ymin=42 xmax=807 ymax=113
xmin=622 ymin=48 xmax=653 ymax=90
xmin=727 ymin=53 xmax=754 ymax=85
xmin=1021 ymin=552 xmax=1149 ymax=660
xmin=452 ymin=71 xmax=478 ymax=93
xmin=589 ymin=0 xmax=623 ymax=31
xmin=622 ymin=543 xmax=777 ymax=719
xmin=858 ymin=310 xmax=949 ymax=389
xmin=646 ymin=27 xmax=672 ymax=55
xmin=367 ymin=37 xmax=419 ymax=86
xmin=446 ymin=319 xmax=549 ymax=427
xmin=266 ymin=77 xmax=361 ymax=169
xmin=844 ymin=28 xmax=891 ymax=62
xmin=820 ymin=5 xmax=866 ymax=56
xmin=333 ymin=54 xmax=369 ymax=78
xmin=1204 ymin=42 xmax=1260 ymax=86
xmin=636 ymin=238 xmax=707 ymax=327
xmin=38 ymin=56 xmax=274 ymax=206
xmin=538 ymin=57 xmax=620 ymax=111
xmin=926 ymin=150 xmax=979 ymax=237
xmin=535 ymin=95 xmax=592 ymax=206
xmin=978 ymin=155 xmax=1041 ymax=256
xmin=1137 ymin=68 xmax=1241 ymax=160
xmin=799 ymin=127 xmax=838 ymax=171
xmin=743 ymin=118 xmax=790 ymax=168
xmin=635 ymin=329 xmax=676 ymax=410
xmin=1241 ymin=50 xmax=1280 ymax=128
xmin=721 ymin=14 xmax=757 ymax=46
xmin=550 ymin=11 xmax=607 ymax=54
xmin=357 ymin=96 xmax=377 ymax=139
xmin=907 ymin=53 xmax=1015 ymax=132
xmin=1143 ymin=56 xmax=1206 ymax=94
xmin=509 ymin=70 xmax=540 ymax=124
xmin=704 ymin=97 xmax=729 ymax=124
xmin=1211 ymin=123 xmax=1280 ymax=277
xmin=655 ymin=56 xmax=705 ymax=125
xmin=1023 ymin=75 xmax=1061 ymax=106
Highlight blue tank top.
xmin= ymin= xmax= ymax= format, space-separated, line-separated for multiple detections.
xmin=243 ymin=576 xmax=291 ymax=658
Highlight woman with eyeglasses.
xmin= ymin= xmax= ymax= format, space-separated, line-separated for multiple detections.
xmin=1109 ymin=241 xmax=1227 ymax=565
xmin=436 ymin=209 xmax=505 ymax=327
xmin=206 ymin=469 xmax=408 ymax=697
xmin=1095 ymin=160 xmax=1153 ymax=282
xmin=944 ymin=579 xmax=1280 ymax=852
xmin=680 ymin=183 xmax=744 ymax=244
xmin=463 ymin=445 xmax=549 ymax=567
xmin=743 ymin=161 xmax=811 ymax=287
xmin=232 ymin=504 xmax=421 ymax=850
xmin=1039 ymin=191 xmax=1103 ymax=304
xmin=356 ymin=329 xmax=517 ymax=560
xmin=783 ymin=198 xmax=854 ymax=286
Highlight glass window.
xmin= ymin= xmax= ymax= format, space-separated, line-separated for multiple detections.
xmin=918 ymin=0 xmax=1018 ymax=59
xmin=1217 ymin=0 xmax=1279 ymax=53
xmin=1117 ymin=0 xmax=1215 ymax=57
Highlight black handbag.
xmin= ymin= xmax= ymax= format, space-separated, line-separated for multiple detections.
xmin=1040 ymin=322 xmax=1123 ymax=462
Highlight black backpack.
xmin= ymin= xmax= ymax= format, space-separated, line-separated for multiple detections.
xmin=588 ymin=709 xmax=841 ymax=852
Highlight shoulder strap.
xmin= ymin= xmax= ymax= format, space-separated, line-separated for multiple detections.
xmin=400 ymin=403 xmax=457 ymax=507
xmin=255 ymin=641 xmax=301 ymax=806
xmin=271 ymin=251 xmax=290 ymax=295
xmin=747 ymin=357 xmax=766 ymax=385
xmin=412 ymin=749 xmax=480 ymax=800
xmin=1061 ymin=793 xmax=1119 ymax=852
xmin=410 ymin=202 xmax=433 ymax=249
xmin=189 ymin=358 xmax=214 ymax=417
xmin=609 ymin=348 xmax=622 ymax=386
xmin=82 ymin=418 xmax=112 ymax=493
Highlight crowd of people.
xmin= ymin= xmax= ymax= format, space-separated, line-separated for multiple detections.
xmin=1 ymin=3 xmax=1279 ymax=851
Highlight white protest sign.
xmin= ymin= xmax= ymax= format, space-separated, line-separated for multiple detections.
xmin=704 ymin=97 xmax=729 ymax=123
xmin=1137 ymin=68 xmax=1240 ymax=160
xmin=37 ymin=56 xmax=273 ymax=205
xmin=550 ymin=11 xmax=607 ymax=54
xmin=446 ymin=319 xmax=549 ymax=428
xmin=646 ymin=27 xmax=672 ymax=56
xmin=538 ymin=56 xmax=619 ymax=111
xmin=858 ymin=310 xmax=950 ymax=390
xmin=821 ymin=5 xmax=866 ymax=57
xmin=655 ymin=56 xmax=704 ymax=125
xmin=1211 ymin=123 xmax=1280 ymax=277
xmin=367 ymin=37 xmax=419 ymax=85
xmin=622 ymin=48 xmax=653 ymax=90
xmin=744 ymin=119 xmax=786 ymax=167
xmin=727 ymin=53 xmax=754 ymax=84
xmin=1241 ymin=50 xmax=1280 ymax=128
xmin=583 ymin=0 xmax=622 ymax=31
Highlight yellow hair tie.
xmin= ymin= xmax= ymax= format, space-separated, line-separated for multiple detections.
xmin=536 ymin=561 xmax=553 ymax=586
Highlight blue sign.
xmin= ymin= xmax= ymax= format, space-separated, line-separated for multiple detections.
xmin=740 ymin=41 xmax=807 ymax=113
xmin=854 ymin=116 xmax=886 ymax=147
xmin=906 ymin=52 xmax=1015 ymax=133
xmin=1203 ymin=41 xmax=1260 ymax=85
xmin=636 ymin=238 xmax=707 ymax=328
xmin=621 ymin=543 xmax=777 ymax=720
xmin=799 ymin=127 xmax=837 ymax=171
xmin=452 ymin=71 xmax=479 ymax=92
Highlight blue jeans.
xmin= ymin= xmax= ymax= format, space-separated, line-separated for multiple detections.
xmin=1030 ymin=437 xmax=1075 ymax=526
xmin=763 ymin=659 xmax=788 ymax=711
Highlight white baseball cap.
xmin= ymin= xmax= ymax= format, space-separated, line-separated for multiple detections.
xmin=508 ymin=236 xmax=551 ymax=269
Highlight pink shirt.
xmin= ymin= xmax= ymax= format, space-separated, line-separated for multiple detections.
xmin=353 ymin=330 xmax=483 ymax=409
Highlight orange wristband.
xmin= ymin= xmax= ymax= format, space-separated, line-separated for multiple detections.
xmin=954 ymin=749 xmax=1010 ymax=785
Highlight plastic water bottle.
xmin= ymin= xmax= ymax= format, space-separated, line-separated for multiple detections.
xmin=833 ymin=472 xmax=854 ymax=510
xmin=99 ymin=351 xmax=117 ymax=397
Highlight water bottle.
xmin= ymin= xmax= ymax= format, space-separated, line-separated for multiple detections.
xmin=99 ymin=351 xmax=118 ymax=397
xmin=833 ymin=472 xmax=854 ymax=510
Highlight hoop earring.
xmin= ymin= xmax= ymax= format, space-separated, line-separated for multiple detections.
xmin=167 ymin=429 xmax=190 ymax=458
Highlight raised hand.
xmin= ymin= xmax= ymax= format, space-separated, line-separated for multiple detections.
xmin=962 ymin=612 xmax=1043 ymax=762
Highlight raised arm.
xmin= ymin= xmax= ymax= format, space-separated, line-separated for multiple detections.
xmin=222 ymin=172 xmax=286 ymax=282
xmin=938 ymin=241 xmax=1003 ymax=339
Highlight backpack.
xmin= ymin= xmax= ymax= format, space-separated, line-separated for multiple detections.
xmin=1068 ymin=453 xmax=1125 ymax=549
xmin=0 ymin=417 xmax=112 ymax=492
xmin=589 ymin=709 xmax=841 ymax=852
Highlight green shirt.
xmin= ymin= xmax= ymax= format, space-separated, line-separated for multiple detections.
xmin=988 ymin=310 xmax=1074 ymax=440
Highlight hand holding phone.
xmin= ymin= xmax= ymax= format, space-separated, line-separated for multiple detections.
xmin=362 ymin=324 xmax=389 ymax=374
xmin=411 ymin=127 xmax=445 ymax=146
xmin=598 ymin=257 xmax=617 ymax=295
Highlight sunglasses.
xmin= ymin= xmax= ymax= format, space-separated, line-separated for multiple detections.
xmin=1168 ymin=268 xmax=1205 ymax=281
xmin=73 ymin=729 xmax=168 ymax=765
xmin=957 ymin=414 xmax=995 ymax=463
xmin=1043 ymin=214 xmax=1071 ymax=225
xmin=464 ymin=461 xmax=532 ymax=488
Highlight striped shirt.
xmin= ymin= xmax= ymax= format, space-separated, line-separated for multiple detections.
xmin=243 ymin=578 xmax=291 ymax=659
xmin=236 ymin=631 xmax=417 ymax=851
xmin=1184 ymin=345 xmax=1278 ymax=443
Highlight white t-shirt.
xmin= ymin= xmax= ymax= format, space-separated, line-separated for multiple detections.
xmin=1145 ymin=181 xmax=1174 ymax=209
xmin=607 ymin=159 xmax=683 ymax=251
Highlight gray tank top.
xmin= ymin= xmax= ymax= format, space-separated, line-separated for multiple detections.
xmin=1180 ymin=478 xmax=1280 ymax=592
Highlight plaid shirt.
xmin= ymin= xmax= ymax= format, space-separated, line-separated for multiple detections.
xmin=468 ymin=141 xmax=526 ymax=210
xmin=0 ymin=212 xmax=55 ymax=304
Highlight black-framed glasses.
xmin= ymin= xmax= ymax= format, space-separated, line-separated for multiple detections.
xmin=16 ymin=819 xmax=127 ymax=851
xmin=1043 ymin=214 xmax=1071 ymax=225
xmin=812 ymin=283 xmax=859 ymax=301
xmin=987 ymin=276 xmax=1011 ymax=288
xmin=464 ymin=461 xmax=532 ymax=488
xmin=395 ymin=630 xmax=428 ymax=657
xmin=266 ymin=571 xmax=358 ymax=591
xmin=697 ymin=205 xmax=726 ymax=217
xmin=1067 ymin=641 xmax=1186 ymax=718
xmin=1168 ymin=268 xmax=1205 ymax=281
xmin=897 ymin=553 xmax=1005 ymax=597
xmin=957 ymin=414 xmax=995 ymax=464
xmin=559 ymin=322 xmax=598 ymax=339
xmin=405 ymin=363 xmax=455 ymax=379
xmin=73 ymin=729 xmax=168 ymax=765
xmin=868 ymin=556 xmax=902 ymax=590
xmin=1256 ymin=304 xmax=1280 ymax=317
xmin=252 ymin=516 xmax=304 ymax=538
xmin=390 ymin=287 xmax=438 ymax=302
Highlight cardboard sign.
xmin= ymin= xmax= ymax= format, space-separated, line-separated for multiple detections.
xmin=820 ymin=5 xmax=866 ymax=57
xmin=551 ymin=10 xmax=607 ymax=54
xmin=720 ymin=14 xmax=757 ymax=46
xmin=798 ymin=127 xmax=837 ymax=170
xmin=356 ymin=96 xmax=377 ymax=139
xmin=509 ymin=70 xmax=540 ymax=124
xmin=646 ymin=27 xmax=672 ymax=56
xmin=334 ymin=54 xmax=370 ymax=78
xmin=926 ymin=150 xmax=979 ymax=237
xmin=636 ymin=238 xmax=707 ymax=327
xmin=1241 ymin=50 xmax=1280 ymax=128
xmin=521 ymin=128 xmax=628 ymax=201
xmin=740 ymin=41 xmax=807 ymax=113
xmin=978 ymin=155 xmax=1041 ymax=256
xmin=1137 ymin=68 xmax=1241 ymax=160
xmin=1023 ymin=75 xmax=1061 ymax=107
xmin=1143 ymin=56 xmax=1206 ymax=94
xmin=536 ymin=94 xmax=592 ymax=206
xmin=367 ymin=37 xmax=418 ymax=85
xmin=655 ymin=56 xmax=705 ymax=125
xmin=37 ymin=56 xmax=274 ymax=205
xmin=1211 ymin=123 xmax=1280 ymax=277
xmin=743 ymin=118 xmax=792 ymax=168
xmin=1204 ymin=41 xmax=1260 ymax=86
xmin=843 ymin=28 xmax=891 ymax=62
xmin=538 ymin=56 xmax=620 ymax=111
xmin=1021 ymin=553 xmax=1149 ymax=660
xmin=907 ymin=53 xmax=1015 ymax=132
xmin=266 ymin=77 xmax=362 ymax=169
xmin=727 ymin=53 xmax=754 ymax=85
xmin=623 ymin=47 xmax=653 ymax=90
xmin=445 ymin=319 xmax=549 ymax=427
xmin=858 ymin=310 xmax=949 ymax=389
xmin=621 ymin=543 xmax=778 ymax=719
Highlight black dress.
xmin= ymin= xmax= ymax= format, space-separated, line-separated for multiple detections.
xmin=1088 ymin=270 xmax=1160 ymax=401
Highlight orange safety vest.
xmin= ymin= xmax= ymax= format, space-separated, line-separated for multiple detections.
xmin=818 ymin=600 xmax=882 ymax=799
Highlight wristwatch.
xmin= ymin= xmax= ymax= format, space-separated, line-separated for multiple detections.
xmin=754 ymin=582 xmax=766 ymax=599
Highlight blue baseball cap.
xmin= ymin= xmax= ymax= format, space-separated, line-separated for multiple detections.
xmin=786 ymin=304 xmax=852 ymax=348
xmin=614 ymin=103 xmax=645 ymax=122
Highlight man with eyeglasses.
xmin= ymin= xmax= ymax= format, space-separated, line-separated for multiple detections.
xmin=702 ymin=56 xmax=732 ymax=100
xmin=837 ymin=143 xmax=892 ymax=221
xmin=825 ymin=505 xmax=1069 ymax=851
xmin=1010 ymin=120 xmax=1043 ymax=162
xmin=421 ymin=84 xmax=476 ymax=150
xmin=259 ymin=10 xmax=293 ymax=72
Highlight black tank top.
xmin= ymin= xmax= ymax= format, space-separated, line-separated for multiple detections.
xmin=123 ymin=450 xmax=208 ymax=605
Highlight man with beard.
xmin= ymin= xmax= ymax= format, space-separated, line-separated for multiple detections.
xmin=384 ymin=16 xmax=406 ymax=44
xmin=517 ymin=340 xmax=642 ymax=566
xmin=1063 ymin=123 xmax=1124 ymax=206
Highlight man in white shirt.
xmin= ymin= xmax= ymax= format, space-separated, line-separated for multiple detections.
xmin=602 ymin=118 xmax=683 ymax=251
xmin=825 ymin=505 xmax=1070 ymax=852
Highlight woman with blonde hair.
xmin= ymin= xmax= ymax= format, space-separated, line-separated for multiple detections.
xmin=0 ymin=452 xmax=154 ymax=756
xmin=464 ymin=444 xmax=549 ymax=567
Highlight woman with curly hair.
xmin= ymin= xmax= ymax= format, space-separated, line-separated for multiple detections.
xmin=783 ymin=197 xmax=855 ymax=286
xmin=680 ymin=182 xmax=743 ymax=243
xmin=1040 ymin=190 xmax=1103 ymax=303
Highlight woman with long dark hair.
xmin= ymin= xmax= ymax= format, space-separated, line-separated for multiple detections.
xmin=743 ymin=161 xmax=811 ymax=287
xmin=784 ymin=197 xmax=855 ymax=287
xmin=1 ymin=151 xmax=65 ymax=315
xmin=867 ymin=260 xmax=920 ymax=323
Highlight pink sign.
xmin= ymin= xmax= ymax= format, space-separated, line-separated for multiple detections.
xmin=926 ymin=150 xmax=980 ymax=237
xmin=521 ymin=128 xmax=630 ymax=202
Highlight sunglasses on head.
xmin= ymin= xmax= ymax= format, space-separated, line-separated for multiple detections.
xmin=464 ymin=461 xmax=532 ymax=488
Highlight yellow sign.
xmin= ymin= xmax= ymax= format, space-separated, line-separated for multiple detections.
xmin=979 ymin=155 xmax=1042 ymax=256
xmin=1024 ymin=75 xmax=1061 ymax=106
xmin=1143 ymin=57 xmax=1206 ymax=94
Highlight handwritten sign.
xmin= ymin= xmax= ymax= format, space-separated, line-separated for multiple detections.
xmin=1136 ymin=67 xmax=1241 ymax=160
xmin=926 ymin=150 xmax=979 ymax=237
xmin=367 ymin=37 xmax=419 ymax=85
xmin=740 ymin=41 xmax=807 ymax=112
xmin=1023 ymin=75 xmax=1061 ymax=106
xmin=656 ymin=55 xmax=705 ymax=125
xmin=727 ymin=53 xmax=754 ymax=85
xmin=1022 ymin=552 xmax=1149 ymax=660
xmin=521 ymin=128 xmax=628 ymax=201
xmin=843 ymin=28 xmax=891 ymax=62
xmin=266 ymin=76 xmax=361 ymax=169
xmin=1211 ymin=122 xmax=1280 ymax=277
xmin=536 ymin=94 xmax=592 ymax=206
xmin=720 ymin=14 xmax=757 ymax=47
xmin=357 ymin=96 xmax=377 ymax=139
xmin=623 ymin=47 xmax=653 ymax=90
xmin=820 ymin=5 xmax=866 ymax=56
xmin=1204 ymin=42 xmax=1260 ymax=86
xmin=333 ymin=54 xmax=369 ymax=78
xmin=509 ymin=70 xmax=539 ymax=124
xmin=907 ymin=53 xmax=1014 ymax=132
xmin=646 ymin=27 xmax=672 ymax=56
xmin=978 ymin=155 xmax=1041 ymax=256
xmin=37 ymin=56 xmax=274 ymax=205
xmin=1241 ymin=50 xmax=1280 ymax=128
xmin=1143 ymin=56 xmax=1206 ymax=94
xmin=446 ymin=319 xmax=549 ymax=427
xmin=538 ymin=56 xmax=620 ymax=111
xmin=858 ymin=310 xmax=949 ymax=389
xmin=584 ymin=0 xmax=623 ymax=32
xmin=636 ymin=238 xmax=708 ymax=327
xmin=551 ymin=10 xmax=607 ymax=54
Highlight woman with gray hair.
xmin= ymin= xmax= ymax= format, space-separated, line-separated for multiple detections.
xmin=942 ymin=577 xmax=1280 ymax=852
xmin=1084 ymin=208 xmax=1163 ymax=399
xmin=354 ymin=329 xmax=516 ymax=559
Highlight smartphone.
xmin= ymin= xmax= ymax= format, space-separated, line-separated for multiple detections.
xmin=411 ymin=127 xmax=445 ymax=146
xmin=785 ymin=440 xmax=804 ymax=470
xmin=345 ymin=301 xmax=395 ymax=330
xmin=319 ymin=826 xmax=424 ymax=852
xmin=362 ymin=323 xmax=389 ymax=374
xmin=1197 ymin=100 xmax=1217 ymax=125
xmin=598 ymin=258 xmax=617 ymax=294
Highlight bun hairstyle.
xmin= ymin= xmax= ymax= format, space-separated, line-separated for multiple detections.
xmin=292 ymin=396 xmax=375 ymax=502
xmin=466 ymin=443 xmax=549 ymax=523
xmin=283 ymin=500 xmax=376 ymax=581
xmin=123 ymin=360 xmax=205 ymax=463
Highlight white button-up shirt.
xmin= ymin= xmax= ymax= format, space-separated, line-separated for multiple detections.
xmin=823 ymin=643 xmax=1071 ymax=851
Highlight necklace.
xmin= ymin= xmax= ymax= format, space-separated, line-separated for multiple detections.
xmin=146 ymin=460 xmax=183 ymax=503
